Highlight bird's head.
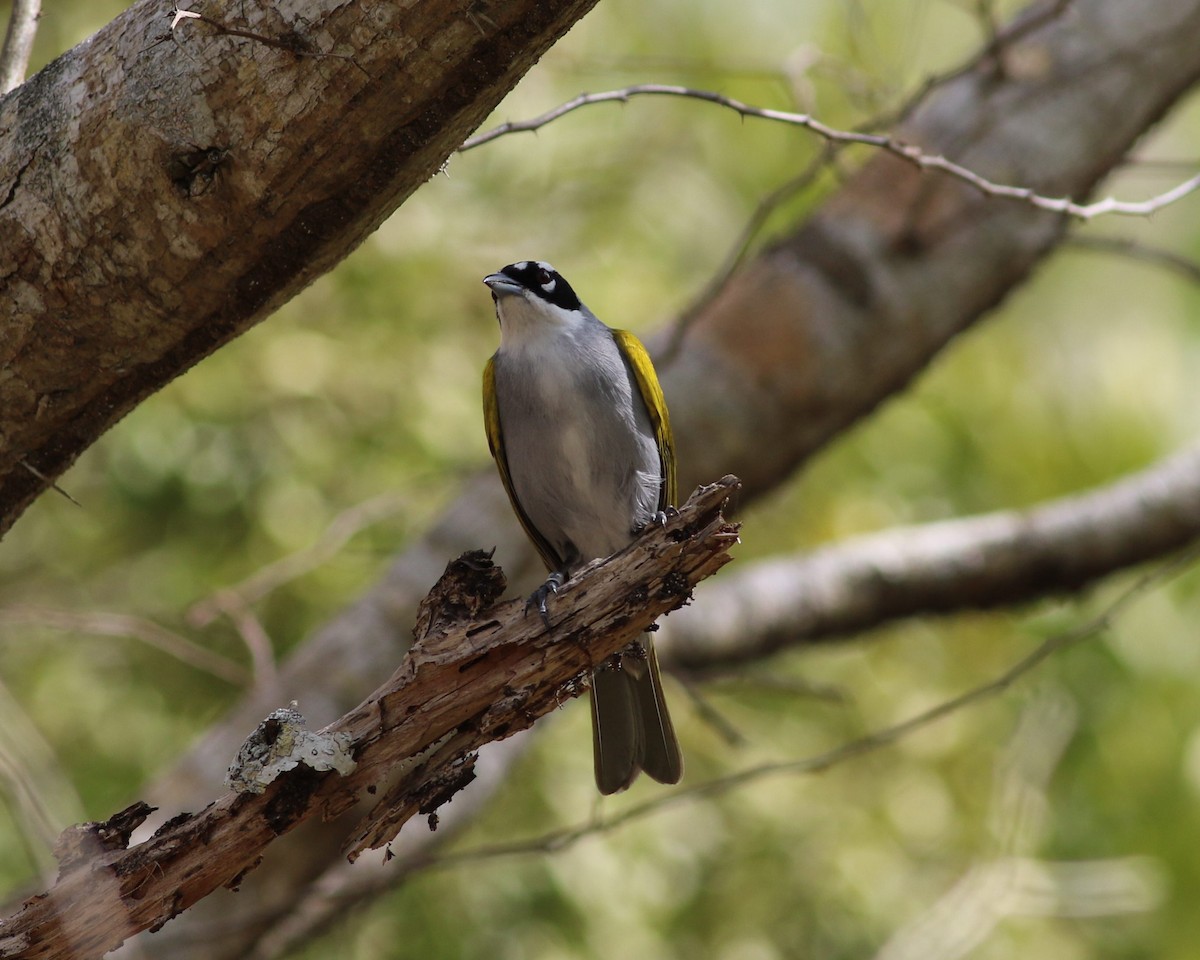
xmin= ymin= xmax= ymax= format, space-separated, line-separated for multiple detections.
xmin=483 ymin=261 xmax=584 ymax=339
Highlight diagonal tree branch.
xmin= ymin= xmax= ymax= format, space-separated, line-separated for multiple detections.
xmin=0 ymin=479 xmax=740 ymax=960
xmin=664 ymin=446 xmax=1200 ymax=668
xmin=0 ymin=0 xmax=601 ymax=537
xmin=666 ymin=0 xmax=1200 ymax=502
xmin=82 ymin=448 xmax=1200 ymax=958
xmin=0 ymin=607 xmax=249 ymax=686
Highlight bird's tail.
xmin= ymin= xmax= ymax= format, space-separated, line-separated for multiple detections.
xmin=590 ymin=635 xmax=683 ymax=795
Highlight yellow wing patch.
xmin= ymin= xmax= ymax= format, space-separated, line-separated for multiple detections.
xmin=612 ymin=329 xmax=677 ymax=510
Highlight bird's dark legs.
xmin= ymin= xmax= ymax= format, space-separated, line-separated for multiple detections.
xmin=526 ymin=570 xmax=567 ymax=626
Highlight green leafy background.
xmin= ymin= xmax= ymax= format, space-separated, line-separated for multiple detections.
xmin=4 ymin=1 xmax=1200 ymax=957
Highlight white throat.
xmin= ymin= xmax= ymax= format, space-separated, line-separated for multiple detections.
xmin=496 ymin=294 xmax=588 ymax=354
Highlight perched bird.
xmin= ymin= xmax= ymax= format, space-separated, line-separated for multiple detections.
xmin=481 ymin=260 xmax=683 ymax=794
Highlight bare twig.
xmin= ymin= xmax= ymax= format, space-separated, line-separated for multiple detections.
xmin=18 ymin=461 xmax=80 ymax=508
xmin=628 ymin=2 xmax=1080 ymax=362
xmin=872 ymin=692 xmax=1159 ymax=960
xmin=202 ymin=593 xmax=279 ymax=695
xmin=866 ymin=0 xmax=1077 ymax=131
xmin=663 ymin=143 xmax=839 ymax=361
xmin=0 ymin=0 xmax=40 ymax=95
xmin=677 ymin=677 xmax=747 ymax=748
xmin=187 ymin=493 xmax=407 ymax=628
xmin=0 ymin=608 xmax=248 ymax=686
xmin=461 ymin=82 xmax=1199 ymax=220
xmin=1068 ymin=235 xmax=1200 ymax=285
xmin=0 ymin=676 xmax=86 ymax=883
xmin=699 ymin=671 xmax=851 ymax=704
xmin=974 ymin=0 xmax=1005 ymax=67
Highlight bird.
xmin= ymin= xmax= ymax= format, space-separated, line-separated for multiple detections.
xmin=481 ymin=260 xmax=683 ymax=794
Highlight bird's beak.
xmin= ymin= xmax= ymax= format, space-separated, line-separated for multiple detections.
xmin=483 ymin=273 xmax=523 ymax=298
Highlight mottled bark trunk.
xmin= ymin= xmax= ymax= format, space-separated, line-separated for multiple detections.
xmin=0 ymin=0 xmax=599 ymax=534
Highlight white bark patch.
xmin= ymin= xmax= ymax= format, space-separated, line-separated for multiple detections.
xmin=226 ymin=703 xmax=356 ymax=794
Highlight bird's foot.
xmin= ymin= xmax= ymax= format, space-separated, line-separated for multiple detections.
xmin=525 ymin=572 xmax=566 ymax=628
xmin=633 ymin=505 xmax=678 ymax=536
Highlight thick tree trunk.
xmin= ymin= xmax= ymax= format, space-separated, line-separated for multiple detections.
xmin=0 ymin=0 xmax=599 ymax=534
xmin=668 ymin=0 xmax=1200 ymax=498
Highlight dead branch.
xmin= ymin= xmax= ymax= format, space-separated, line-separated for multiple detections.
xmin=0 ymin=478 xmax=739 ymax=960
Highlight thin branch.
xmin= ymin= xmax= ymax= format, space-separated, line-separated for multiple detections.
xmin=461 ymin=82 xmax=1196 ymax=220
xmin=0 ymin=0 xmax=40 ymax=95
xmin=17 ymin=461 xmax=80 ymax=508
xmin=698 ymin=671 xmax=852 ymax=704
xmin=656 ymin=0 xmax=1076 ymax=360
xmin=973 ymin=0 xmax=1005 ymax=65
xmin=0 ymin=608 xmax=249 ymax=687
xmin=871 ymin=693 xmax=1160 ymax=960
xmin=187 ymin=492 xmax=407 ymax=628
xmin=201 ymin=594 xmax=279 ymax=695
xmin=664 ymin=444 xmax=1200 ymax=669
xmin=866 ymin=0 xmax=1077 ymax=131
xmin=409 ymin=545 xmax=1197 ymax=873
xmin=663 ymin=143 xmax=839 ymax=361
xmin=676 ymin=677 xmax=747 ymax=748
xmin=0 ymin=676 xmax=86 ymax=884
xmin=1067 ymin=235 xmax=1200 ymax=285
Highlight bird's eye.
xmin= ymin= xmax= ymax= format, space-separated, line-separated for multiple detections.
xmin=537 ymin=269 xmax=553 ymax=288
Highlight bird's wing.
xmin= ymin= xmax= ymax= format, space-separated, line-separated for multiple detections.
xmin=482 ymin=355 xmax=563 ymax=572
xmin=612 ymin=329 xmax=677 ymax=510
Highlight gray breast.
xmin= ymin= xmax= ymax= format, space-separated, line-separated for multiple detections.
xmin=493 ymin=320 xmax=662 ymax=571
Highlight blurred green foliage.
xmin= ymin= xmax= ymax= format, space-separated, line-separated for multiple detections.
xmin=4 ymin=0 xmax=1200 ymax=958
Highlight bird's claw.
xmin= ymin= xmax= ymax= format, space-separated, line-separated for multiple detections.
xmin=633 ymin=506 xmax=677 ymax=536
xmin=525 ymin=572 xmax=565 ymax=628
